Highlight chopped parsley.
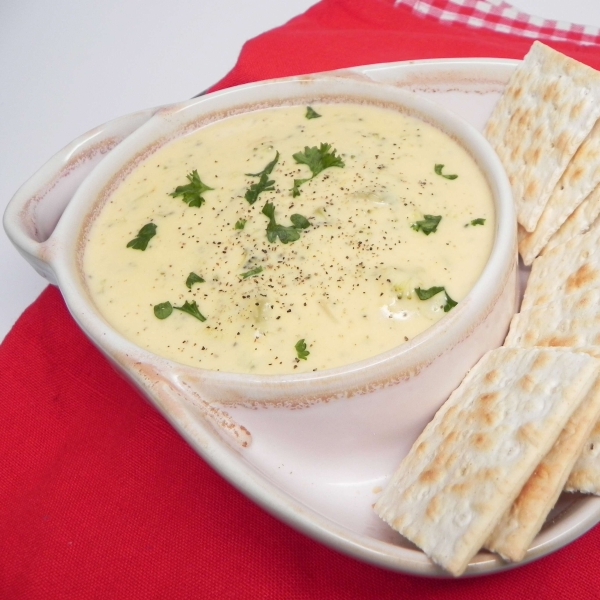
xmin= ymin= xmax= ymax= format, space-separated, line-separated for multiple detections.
xmin=295 ymin=339 xmax=310 ymax=360
xmin=234 ymin=219 xmax=247 ymax=230
xmin=153 ymin=301 xmax=173 ymax=319
xmin=411 ymin=214 xmax=442 ymax=235
xmin=305 ymin=106 xmax=321 ymax=120
xmin=174 ymin=300 xmax=206 ymax=322
xmin=434 ymin=164 xmax=458 ymax=180
xmin=291 ymin=143 xmax=345 ymax=196
xmin=170 ymin=170 xmax=213 ymax=207
xmin=262 ymin=201 xmax=310 ymax=244
xmin=186 ymin=272 xmax=205 ymax=289
xmin=245 ymin=152 xmax=279 ymax=205
xmin=126 ymin=222 xmax=157 ymax=251
xmin=469 ymin=218 xmax=486 ymax=226
xmin=240 ymin=266 xmax=263 ymax=279
xmin=415 ymin=286 xmax=457 ymax=312
xmin=153 ymin=300 xmax=206 ymax=322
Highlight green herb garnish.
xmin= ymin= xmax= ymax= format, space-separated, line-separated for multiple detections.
xmin=186 ymin=272 xmax=205 ymax=289
xmin=170 ymin=170 xmax=213 ymax=207
xmin=295 ymin=339 xmax=310 ymax=360
xmin=305 ymin=106 xmax=321 ymax=120
xmin=434 ymin=164 xmax=458 ymax=180
xmin=470 ymin=218 xmax=486 ymax=226
xmin=245 ymin=152 xmax=279 ymax=205
xmin=127 ymin=222 xmax=157 ymax=251
xmin=234 ymin=219 xmax=247 ymax=230
xmin=411 ymin=214 xmax=442 ymax=235
xmin=153 ymin=301 xmax=173 ymax=319
xmin=173 ymin=300 xmax=206 ymax=322
xmin=153 ymin=299 xmax=206 ymax=321
xmin=262 ymin=202 xmax=310 ymax=244
xmin=291 ymin=143 xmax=345 ymax=196
xmin=240 ymin=266 xmax=263 ymax=279
xmin=415 ymin=286 xmax=457 ymax=312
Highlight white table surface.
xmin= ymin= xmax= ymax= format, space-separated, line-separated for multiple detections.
xmin=1 ymin=0 xmax=598 ymax=341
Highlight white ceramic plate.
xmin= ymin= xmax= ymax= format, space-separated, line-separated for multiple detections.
xmin=10 ymin=57 xmax=600 ymax=577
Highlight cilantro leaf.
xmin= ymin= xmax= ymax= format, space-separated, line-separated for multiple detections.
xmin=245 ymin=152 xmax=279 ymax=205
xmin=291 ymin=143 xmax=345 ymax=196
xmin=415 ymin=286 xmax=457 ymax=312
xmin=262 ymin=202 xmax=310 ymax=244
xmin=434 ymin=164 xmax=458 ymax=180
xmin=170 ymin=170 xmax=213 ymax=207
xmin=234 ymin=219 xmax=247 ymax=230
xmin=305 ymin=106 xmax=321 ymax=120
xmin=173 ymin=300 xmax=206 ymax=322
xmin=240 ymin=266 xmax=263 ymax=279
xmin=154 ymin=301 xmax=173 ymax=319
xmin=186 ymin=272 xmax=204 ymax=289
xmin=411 ymin=214 xmax=442 ymax=235
xmin=127 ymin=222 xmax=157 ymax=251
xmin=295 ymin=339 xmax=310 ymax=360
xmin=470 ymin=218 xmax=486 ymax=226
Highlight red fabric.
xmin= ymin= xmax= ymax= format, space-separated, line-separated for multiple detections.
xmin=4 ymin=1 xmax=600 ymax=597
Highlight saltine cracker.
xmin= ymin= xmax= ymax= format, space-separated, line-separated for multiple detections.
xmin=373 ymin=347 xmax=599 ymax=576
xmin=484 ymin=42 xmax=600 ymax=233
xmin=485 ymin=378 xmax=600 ymax=562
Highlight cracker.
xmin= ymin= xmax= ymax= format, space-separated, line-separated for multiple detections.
xmin=486 ymin=378 xmax=600 ymax=562
xmin=520 ymin=220 xmax=600 ymax=310
xmin=373 ymin=347 xmax=599 ymax=576
xmin=504 ymin=288 xmax=600 ymax=348
xmin=544 ymin=183 xmax=600 ymax=254
xmin=566 ymin=419 xmax=600 ymax=494
xmin=518 ymin=121 xmax=600 ymax=265
xmin=484 ymin=42 xmax=600 ymax=232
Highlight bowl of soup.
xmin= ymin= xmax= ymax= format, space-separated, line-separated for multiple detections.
xmin=4 ymin=73 xmax=517 ymax=572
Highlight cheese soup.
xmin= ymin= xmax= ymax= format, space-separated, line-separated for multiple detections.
xmin=83 ymin=103 xmax=495 ymax=374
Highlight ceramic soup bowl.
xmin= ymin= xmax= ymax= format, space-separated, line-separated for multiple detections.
xmin=5 ymin=74 xmax=517 ymax=575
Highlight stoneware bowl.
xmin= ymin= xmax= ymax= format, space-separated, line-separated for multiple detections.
xmin=5 ymin=69 xmax=518 ymax=576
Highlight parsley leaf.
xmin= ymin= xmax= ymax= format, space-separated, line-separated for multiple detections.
xmin=234 ymin=219 xmax=247 ymax=230
xmin=305 ymin=106 xmax=321 ymax=120
xmin=411 ymin=214 xmax=442 ymax=235
xmin=127 ymin=222 xmax=157 ymax=251
xmin=415 ymin=286 xmax=445 ymax=301
xmin=415 ymin=286 xmax=457 ymax=312
xmin=154 ymin=301 xmax=173 ymax=319
xmin=186 ymin=272 xmax=204 ymax=289
xmin=295 ymin=339 xmax=310 ymax=360
xmin=240 ymin=266 xmax=263 ymax=279
xmin=173 ymin=300 xmax=206 ymax=322
xmin=434 ymin=164 xmax=458 ymax=180
xmin=245 ymin=152 xmax=279 ymax=205
xmin=170 ymin=170 xmax=213 ymax=207
xmin=443 ymin=293 xmax=458 ymax=312
xmin=262 ymin=202 xmax=310 ymax=244
xmin=291 ymin=143 xmax=345 ymax=196
xmin=470 ymin=218 xmax=486 ymax=226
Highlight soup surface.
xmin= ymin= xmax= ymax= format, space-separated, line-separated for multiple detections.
xmin=84 ymin=102 xmax=495 ymax=374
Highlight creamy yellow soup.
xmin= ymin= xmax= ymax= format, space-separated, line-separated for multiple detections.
xmin=83 ymin=103 xmax=495 ymax=374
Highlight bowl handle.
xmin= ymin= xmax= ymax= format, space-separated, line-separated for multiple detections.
xmin=3 ymin=107 xmax=159 ymax=284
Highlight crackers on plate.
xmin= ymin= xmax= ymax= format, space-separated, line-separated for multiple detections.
xmin=484 ymin=41 xmax=600 ymax=264
xmin=375 ymin=42 xmax=600 ymax=576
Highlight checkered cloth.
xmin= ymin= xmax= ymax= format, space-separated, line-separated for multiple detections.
xmin=395 ymin=0 xmax=600 ymax=46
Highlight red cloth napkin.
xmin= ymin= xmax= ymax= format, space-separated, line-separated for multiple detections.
xmin=4 ymin=1 xmax=600 ymax=597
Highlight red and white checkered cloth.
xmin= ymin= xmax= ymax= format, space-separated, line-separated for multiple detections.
xmin=395 ymin=0 xmax=600 ymax=46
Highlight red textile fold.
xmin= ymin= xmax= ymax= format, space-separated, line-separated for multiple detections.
xmin=3 ymin=1 xmax=600 ymax=597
